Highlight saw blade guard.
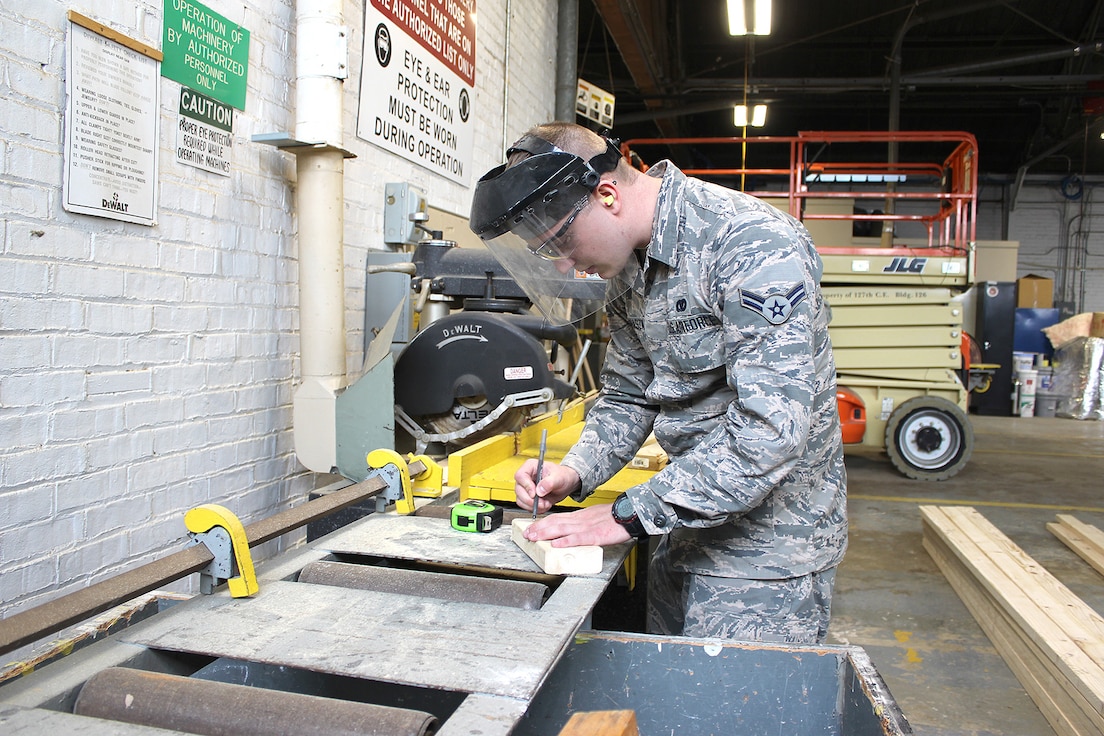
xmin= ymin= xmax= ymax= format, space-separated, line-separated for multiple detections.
xmin=394 ymin=311 xmax=577 ymax=443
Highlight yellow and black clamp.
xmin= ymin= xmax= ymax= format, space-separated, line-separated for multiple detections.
xmin=184 ymin=504 xmax=258 ymax=598
xmin=407 ymin=453 xmax=444 ymax=498
xmin=366 ymin=449 xmax=417 ymax=515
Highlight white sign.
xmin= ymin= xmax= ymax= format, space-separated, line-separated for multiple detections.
xmin=576 ymin=78 xmax=615 ymax=129
xmin=63 ymin=19 xmax=160 ymax=225
xmin=357 ymin=0 xmax=475 ymax=185
xmin=176 ymin=87 xmax=233 ymax=176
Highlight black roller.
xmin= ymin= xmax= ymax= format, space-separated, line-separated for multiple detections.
xmin=74 ymin=667 xmax=437 ymax=736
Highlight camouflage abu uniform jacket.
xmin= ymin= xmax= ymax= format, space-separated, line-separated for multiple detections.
xmin=560 ymin=161 xmax=848 ymax=580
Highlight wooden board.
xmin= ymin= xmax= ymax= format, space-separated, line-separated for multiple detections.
xmin=628 ymin=434 xmax=668 ymax=471
xmin=558 ymin=710 xmax=639 ymax=736
xmin=921 ymin=505 xmax=1104 ymax=735
xmin=125 ymin=578 xmax=587 ymax=701
xmin=1049 ymin=514 xmax=1104 ymax=578
xmin=511 ymin=519 xmax=603 ymax=576
xmin=322 ymin=513 xmax=629 ymax=580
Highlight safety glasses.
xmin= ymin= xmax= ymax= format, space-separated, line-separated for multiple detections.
xmin=527 ymin=196 xmax=590 ymax=261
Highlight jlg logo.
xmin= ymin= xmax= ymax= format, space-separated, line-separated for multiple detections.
xmin=883 ymin=257 xmax=928 ymax=273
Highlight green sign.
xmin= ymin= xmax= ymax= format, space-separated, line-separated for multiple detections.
xmin=162 ymin=0 xmax=249 ymax=110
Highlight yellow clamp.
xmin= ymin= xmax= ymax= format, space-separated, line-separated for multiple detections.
xmin=366 ymin=449 xmax=416 ymax=515
xmin=185 ymin=504 xmax=259 ymax=598
xmin=407 ymin=453 xmax=444 ymax=498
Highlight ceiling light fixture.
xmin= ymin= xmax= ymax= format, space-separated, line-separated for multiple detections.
xmin=728 ymin=0 xmax=772 ymax=36
xmin=734 ymin=103 xmax=767 ymax=128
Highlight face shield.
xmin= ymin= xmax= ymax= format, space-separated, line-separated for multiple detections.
xmin=469 ymin=135 xmax=640 ymax=324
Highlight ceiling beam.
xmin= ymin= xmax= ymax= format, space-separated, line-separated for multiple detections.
xmin=590 ymin=0 xmax=680 ymax=137
xmin=680 ymin=74 xmax=1103 ymax=94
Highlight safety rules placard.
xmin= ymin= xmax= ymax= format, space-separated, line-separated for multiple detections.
xmin=63 ymin=15 xmax=160 ymax=225
xmin=357 ymin=0 xmax=475 ymax=185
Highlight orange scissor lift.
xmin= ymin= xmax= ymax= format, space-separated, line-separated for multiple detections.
xmin=622 ymin=131 xmax=981 ymax=480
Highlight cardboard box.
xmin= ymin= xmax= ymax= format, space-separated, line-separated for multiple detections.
xmin=1017 ymin=274 xmax=1054 ymax=309
xmin=975 ymin=240 xmax=1019 ymax=282
xmin=1091 ymin=312 xmax=1104 ymax=338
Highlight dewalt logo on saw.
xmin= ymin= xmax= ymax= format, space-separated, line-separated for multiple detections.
xmin=435 ymin=322 xmax=486 ymax=348
xmin=883 ymin=257 xmax=927 ymax=273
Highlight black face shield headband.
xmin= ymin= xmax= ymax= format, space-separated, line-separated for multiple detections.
xmin=469 ymin=135 xmax=621 ymax=242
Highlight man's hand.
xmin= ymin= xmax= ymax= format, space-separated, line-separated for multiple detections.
xmin=514 ymin=460 xmax=581 ymax=514
xmin=523 ymin=503 xmax=633 ymax=547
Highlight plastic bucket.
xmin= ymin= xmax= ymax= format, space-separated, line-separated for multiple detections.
xmin=1035 ymin=393 xmax=1061 ymax=418
xmin=1037 ymin=367 xmax=1054 ymax=393
xmin=1012 ymin=352 xmax=1037 ymax=374
xmin=1016 ymin=369 xmax=1038 ymax=417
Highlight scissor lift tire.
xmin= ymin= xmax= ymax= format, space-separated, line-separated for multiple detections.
xmin=884 ymin=396 xmax=974 ymax=481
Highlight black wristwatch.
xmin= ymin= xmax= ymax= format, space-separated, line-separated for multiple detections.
xmin=611 ymin=493 xmax=647 ymax=538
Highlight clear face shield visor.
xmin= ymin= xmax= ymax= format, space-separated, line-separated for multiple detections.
xmin=470 ymin=135 xmax=639 ymax=324
xmin=479 ymin=223 xmax=638 ymax=324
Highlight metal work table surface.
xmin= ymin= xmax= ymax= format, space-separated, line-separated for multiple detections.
xmin=106 ymin=511 xmax=631 ymax=734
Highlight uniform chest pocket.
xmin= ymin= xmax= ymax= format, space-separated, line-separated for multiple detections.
xmin=667 ymin=317 xmax=725 ymax=373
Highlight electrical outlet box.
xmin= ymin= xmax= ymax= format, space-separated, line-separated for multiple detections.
xmin=383 ymin=183 xmax=428 ymax=245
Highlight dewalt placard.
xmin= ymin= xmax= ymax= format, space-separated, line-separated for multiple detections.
xmin=162 ymin=0 xmax=250 ymax=110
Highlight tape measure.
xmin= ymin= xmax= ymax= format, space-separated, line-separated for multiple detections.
xmin=451 ymin=499 xmax=503 ymax=533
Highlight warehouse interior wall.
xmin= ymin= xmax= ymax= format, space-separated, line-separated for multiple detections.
xmin=0 ymin=0 xmax=557 ymax=619
xmin=1 ymin=0 xmax=1100 ymax=623
xmin=1005 ymin=183 xmax=1104 ymax=315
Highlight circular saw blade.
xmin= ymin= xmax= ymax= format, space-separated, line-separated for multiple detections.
xmin=421 ymin=398 xmax=528 ymax=445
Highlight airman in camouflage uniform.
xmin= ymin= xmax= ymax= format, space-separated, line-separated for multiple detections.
xmin=469 ymin=122 xmax=847 ymax=645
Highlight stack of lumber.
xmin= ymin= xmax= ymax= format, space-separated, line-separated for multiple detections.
xmin=920 ymin=505 xmax=1104 ymax=736
xmin=1048 ymin=515 xmax=1104 ymax=578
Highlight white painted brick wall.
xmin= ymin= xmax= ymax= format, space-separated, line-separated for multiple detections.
xmin=1009 ymin=183 xmax=1104 ymax=313
xmin=0 ymin=0 xmax=558 ymax=620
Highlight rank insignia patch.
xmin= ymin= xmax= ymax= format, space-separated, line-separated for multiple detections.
xmin=739 ymin=284 xmax=807 ymax=325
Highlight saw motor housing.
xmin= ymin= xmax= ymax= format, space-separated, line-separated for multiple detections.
xmin=394 ymin=310 xmax=577 ymax=445
xmin=386 ymin=239 xmax=603 ymax=449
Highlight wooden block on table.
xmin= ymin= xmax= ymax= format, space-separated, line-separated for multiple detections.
xmin=558 ymin=710 xmax=639 ymax=736
xmin=628 ymin=434 xmax=667 ymax=471
xmin=511 ymin=519 xmax=602 ymax=575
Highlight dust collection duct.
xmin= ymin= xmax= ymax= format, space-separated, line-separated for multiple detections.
xmin=254 ymin=0 xmax=352 ymax=473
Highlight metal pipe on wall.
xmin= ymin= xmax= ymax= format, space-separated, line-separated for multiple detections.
xmin=292 ymin=0 xmax=348 ymax=473
xmin=501 ymin=0 xmax=512 ymax=157
xmin=555 ymin=0 xmax=579 ymax=122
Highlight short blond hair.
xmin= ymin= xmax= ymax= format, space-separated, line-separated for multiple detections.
xmin=516 ymin=122 xmax=630 ymax=180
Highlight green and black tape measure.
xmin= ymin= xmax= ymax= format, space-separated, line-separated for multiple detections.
xmin=451 ymin=499 xmax=503 ymax=533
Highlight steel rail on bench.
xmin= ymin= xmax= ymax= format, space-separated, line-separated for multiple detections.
xmin=0 ymin=466 xmax=423 ymax=657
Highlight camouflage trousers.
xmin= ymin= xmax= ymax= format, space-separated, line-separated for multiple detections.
xmin=645 ymin=538 xmax=837 ymax=644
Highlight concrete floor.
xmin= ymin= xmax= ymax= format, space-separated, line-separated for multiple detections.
xmin=828 ymin=414 xmax=1104 ymax=736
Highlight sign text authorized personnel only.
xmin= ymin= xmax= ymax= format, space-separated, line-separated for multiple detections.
xmin=162 ymin=0 xmax=250 ymax=110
